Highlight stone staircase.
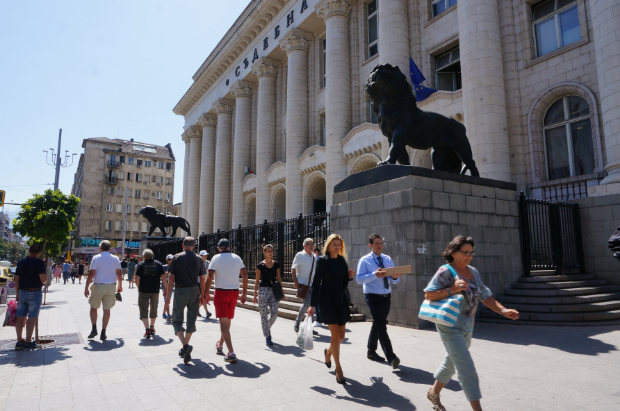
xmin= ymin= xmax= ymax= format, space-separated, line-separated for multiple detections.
xmin=208 ymin=278 xmax=366 ymax=322
xmin=479 ymin=269 xmax=620 ymax=325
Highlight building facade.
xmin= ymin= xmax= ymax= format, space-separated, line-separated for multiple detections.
xmin=71 ymin=137 xmax=176 ymax=243
xmin=174 ymin=0 xmax=620 ymax=234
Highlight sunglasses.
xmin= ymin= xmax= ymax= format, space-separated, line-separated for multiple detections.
xmin=458 ymin=251 xmax=476 ymax=257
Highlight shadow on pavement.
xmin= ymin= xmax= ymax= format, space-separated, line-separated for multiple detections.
xmin=264 ymin=343 xmax=305 ymax=357
xmin=395 ymin=365 xmax=461 ymax=392
xmin=0 ymin=346 xmax=73 ymax=367
xmin=83 ymin=337 xmax=125 ymax=351
xmin=174 ymin=358 xmax=271 ymax=380
xmin=312 ymin=376 xmax=416 ymax=410
xmin=138 ymin=335 xmax=174 ymax=346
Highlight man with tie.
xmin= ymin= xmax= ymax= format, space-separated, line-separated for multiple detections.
xmin=356 ymin=233 xmax=402 ymax=369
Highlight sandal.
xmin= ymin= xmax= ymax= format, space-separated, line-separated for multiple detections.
xmin=324 ymin=349 xmax=332 ymax=369
xmin=427 ymin=389 xmax=447 ymax=411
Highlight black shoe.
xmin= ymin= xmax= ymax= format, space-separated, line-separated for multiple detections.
xmin=336 ymin=376 xmax=346 ymax=385
xmin=294 ymin=324 xmax=299 ymax=333
xmin=197 ymin=312 xmax=202 ymax=317
xmin=206 ymin=312 xmax=212 ymax=319
xmin=313 ymin=330 xmax=319 ymax=336
xmin=367 ymin=351 xmax=385 ymax=362
xmin=183 ymin=344 xmax=193 ymax=364
xmin=100 ymin=330 xmax=107 ymax=341
xmin=144 ymin=329 xmax=151 ymax=339
xmin=88 ymin=329 xmax=98 ymax=339
xmin=324 ymin=349 xmax=332 ymax=369
xmin=178 ymin=349 xmax=184 ymax=358
xmin=390 ymin=356 xmax=401 ymax=369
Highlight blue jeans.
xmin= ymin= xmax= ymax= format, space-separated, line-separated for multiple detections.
xmin=16 ymin=290 xmax=43 ymax=319
xmin=434 ymin=324 xmax=481 ymax=401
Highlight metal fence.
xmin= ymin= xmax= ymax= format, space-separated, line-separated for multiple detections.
xmin=518 ymin=192 xmax=585 ymax=276
xmin=148 ymin=212 xmax=330 ymax=280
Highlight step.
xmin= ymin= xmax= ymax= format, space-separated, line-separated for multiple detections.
xmin=480 ymin=308 xmax=620 ymax=322
xmin=490 ymin=300 xmax=620 ymax=313
xmin=476 ymin=317 xmax=620 ymax=327
xmin=518 ymin=274 xmax=595 ymax=283
xmin=511 ymin=280 xmax=608 ymax=289
xmin=500 ymin=292 xmax=620 ymax=305
xmin=529 ymin=268 xmax=582 ymax=276
xmin=503 ymin=285 xmax=620 ymax=297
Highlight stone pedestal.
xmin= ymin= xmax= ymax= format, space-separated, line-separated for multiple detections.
xmin=331 ymin=166 xmax=521 ymax=328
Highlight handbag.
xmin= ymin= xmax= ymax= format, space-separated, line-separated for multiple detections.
xmin=264 ymin=263 xmax=284 ymax=302
xmin=418 ymin=264 xmax=463 ymax=327
xmin=296 ymin=255 xmax=315 ymax=299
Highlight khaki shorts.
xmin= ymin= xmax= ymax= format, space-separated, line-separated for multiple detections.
xmin=138 ymin=293 xmax=159 ymax=319
xmin=89 ymin=283 xmax=117 ymax=310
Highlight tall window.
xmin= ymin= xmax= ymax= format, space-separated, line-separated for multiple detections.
xmin=144 ymin=175 xmax=150 ymax=185
xmin=134 ymin=205 xmax=141 ymax=214
xmin=142 ymin=222 xmax=148 ymax=232
xmin=157 ymin=191 xmax=162 ymax=200
xmin=104 ymin=221 xmax=111 ymax=231
xmin=117 ymin=187 xmax=124 ymax=197
xmin=133 ymin=222 xmax=140 ymax=232
xmin=322 ymin=39 xmax=327 ymax=88
xmin=107 ymin=187 xmax=114 ymax=195
xmin=118 ymin=171 xmax=125 ymax=180
xmin=432 ymin=0 xmax=457 ymax=17
xmin=106 ymin=203 xmax=113 ymax=212
xmin=126 ymin=204 xmax=131 ymax=213
xmin=135 ymin=189 xmax=141 ymax=198
xmin=145 ymin=160 xmax=151 ymax=167
xmin=165 ymin=192 xmax=171 ymax=202
xmin=158 ymin=161 xmax=164 ymax=169
xmin=369 ymin=101 xmax=378 ymax=124
xmin=116 ymin=204 xmax=123 ymax=213
xmin=320 ymin=114 xmax=326 ymax=146
xmin=533 ymin=0 xmax=579 ymax=57
xmin=367 ymin=0 xmax=378 ymax=57
xmin=127 ymin=172 xmax=133 ymax=181
xmin=544 ymin=96 xmax=594 ymax=180
xmin=127 ymin=157 xmax=134 ymax=165
xmin=137 ymin=174 xmax=142 ymax=182
xmin=166 ymin=162 xmax=172 ymax=170
xmin=144 ymin=190 xmax=150 ymax=199
xmin=137 ymin=159 xmax=143 ymax=167
xmin=165 ymin=177 xmax=171 ymax=185
xmin=127 ymin=188 xmax=132 ymax=197
xmin=115 ymin=221 xmax=121 ymax=231
xmin=435 ymin=47 xmax=461 ymax=92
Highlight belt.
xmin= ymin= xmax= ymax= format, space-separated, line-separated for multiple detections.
xmin=216 ymin=288 xmax=239 ymax=291
xmin=175 ymin=284 xmax=197 ymax=288
xmin=22 ymin=288 xmax=41 ymax=292
xmin=367 ymin=293 xmax=391 ymax=297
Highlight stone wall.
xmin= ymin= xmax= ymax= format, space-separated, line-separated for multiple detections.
xmin=331 ymin=170 xmax=522 ymax=328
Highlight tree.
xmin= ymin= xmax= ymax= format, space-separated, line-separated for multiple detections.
xmin=0 ymin=239 xmax=27 ymax=262
xmin=12 ymin=189 xmax=80 ymax=260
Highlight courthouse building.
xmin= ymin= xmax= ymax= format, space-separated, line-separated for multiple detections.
xmin=174 ymin=0 xmax=620 ymax=235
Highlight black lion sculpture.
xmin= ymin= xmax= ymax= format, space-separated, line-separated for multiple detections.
xmin=139 ymin=206 xmax=191 ymax=237
xmin=366 ymin=63 xmax=479 ymax=177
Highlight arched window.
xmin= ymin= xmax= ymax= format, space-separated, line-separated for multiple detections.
xmin=544 ymin=96 xmax=594 ymax=180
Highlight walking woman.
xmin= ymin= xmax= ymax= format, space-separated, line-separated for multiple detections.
xmin=253 ymin=244 xmax=284 ymax=346
xmin=127 ymin=258 xmax=136 ymax=288
xmin=425 ymin=235 xmax=519 ymax=411
xmin=54 ymin=263 xmax=61 ymax=283
xmin=307 ymin=234 xmax=355 ymax=385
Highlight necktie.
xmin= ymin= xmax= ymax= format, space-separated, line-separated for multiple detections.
xmin=377 ymin=256 xmax=389 ymax=289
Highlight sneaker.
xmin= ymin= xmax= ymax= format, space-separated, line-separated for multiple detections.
xmin=183 ymin=344 xmax=193 ymax=364
xmin=14 ymin=341 xmax=24 ymax=351
xmin=150 ymin=326 xmax=156 ymax=335
xmin=266 ymin=336 xmax=273 ymax=346
xmin=224 ymin=353 xmax=237 ymax=363
xmin=215 ymin=341 xmax=224 ymax=355
xmin=88 ymin=329 xmax=98 ymax=339
xmin=22 ymin=341 xmax=40 ymax=350
xmin=144 ymin=329 xmax=151 ymax=339
xmin=390 ymin=356 xmax=401 ymax=370
xmin=312 ymin=321 xmax=321 ymax=328
xmin=162 ymin=314 xmax=167 ymax=319
xmin=100 ymin=330 xmax=107 ymax=341
xmin=206 ymin=311 xmax=212 ymax=319
xmin=178 ymin=348 xmax=184 ymax=358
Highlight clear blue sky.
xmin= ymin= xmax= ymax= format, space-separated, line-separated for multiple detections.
xmin=0 ymin=0 xmax=248 ymax=223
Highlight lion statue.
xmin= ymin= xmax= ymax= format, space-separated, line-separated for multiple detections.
xmin=366 ymin=63 xmax=479 ymax=177
xmin=139 ymin=206 xmax=191 ymax=237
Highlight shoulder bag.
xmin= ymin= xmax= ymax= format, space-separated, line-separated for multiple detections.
xmin=418 ymin=264 xmax=462 ymax=327
xmin=295 ymin=255 xmax=315 ymax=299
xmin=264 ymin=263 xmax=284 ymax=302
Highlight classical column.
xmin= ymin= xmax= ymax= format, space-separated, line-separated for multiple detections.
xmin=231 ymin=81 xmax=254 ymax=226
xmin=317 ymin=0 xmax=352 ymax=206
xmin=458 ymin=0 xmax=511 ymax=182
xmin=212 ymin=99 xmax=234 ymax=231
xmin=592 ymin=0 xmax=620 ymax=184
xmin=251 ymin=57 xmax=280 ymax=222
xmin=181 ymin=132 xmax=191 ymax=224
xmin=280 ymin=28 xmax=311 ymax=218
xmin=198 ymin=113 xmax=217 ymax=235
xmin=185 ymin=125 xmax=203 ymax=237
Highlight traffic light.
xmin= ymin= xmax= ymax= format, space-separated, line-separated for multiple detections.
xmin=0 ymin=190 xmax=4 ymax=207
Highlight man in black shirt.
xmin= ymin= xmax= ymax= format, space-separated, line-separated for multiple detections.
xmin=121 ymin=258 xmax=128 ymax=280
xmin=164 ymin=237 xmax=206 ymax=364
xmin=135 ymin=249 xmax=165 ymax=339
xmin=14 ymin=243 xmax=47 ymax=350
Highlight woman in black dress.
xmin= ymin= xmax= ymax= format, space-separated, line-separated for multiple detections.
xmin=307 ymin=234 xmax=355 ymax=384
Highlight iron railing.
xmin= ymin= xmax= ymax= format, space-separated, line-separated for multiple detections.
xmin=148 ymin=212 xmax=330 ymax=280
xmin=542 ymin=180 xmax=588 ymax=202
xmin=518 ymin=192 xmax=585 ymax=276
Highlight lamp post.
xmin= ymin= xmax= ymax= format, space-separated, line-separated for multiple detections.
xmin=43 ymin=129 xmax=77 ymax=191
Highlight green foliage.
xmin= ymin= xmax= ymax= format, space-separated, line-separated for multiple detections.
xmin=12 ymin=189 xmax=80 ymax=259
xmin=0 ymin=239 xmax=27 ymax=262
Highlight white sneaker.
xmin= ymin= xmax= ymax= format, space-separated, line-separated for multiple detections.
xmin=312 ymin=321 xmax=322 ymax=328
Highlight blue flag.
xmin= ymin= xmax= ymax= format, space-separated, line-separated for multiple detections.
xmin=410 ymin=57 xmax=437 ymax=102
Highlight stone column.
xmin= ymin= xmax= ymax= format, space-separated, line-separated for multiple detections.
xmin=198 ymin=113 xmax=217 ymax=235
xmin=231 ymin=81 xmax=254 ymax=226
xmin=252 ymin=57 xmax=280 ymax=222
xmin=185 ymin=125 xmax=203 ymax=237
xmin=592 ymin=0 xmax=620 ymax=184
xmin=317 ymin=0 xmax=352 ymax=206
xmin=212 ymin=99 xmax=234 ymax=231
xmin=280 ymin=28 xmax=311 ymax=218
xmin=181 ymin=133 xmax=191 ymax=224
xmin=458 ymin=0 xmax=511 ymax=181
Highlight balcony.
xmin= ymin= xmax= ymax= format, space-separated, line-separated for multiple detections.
xmin=105 ymin=175 xmax=118 ymax=184
xmin=108 ymin=160 xmax=121 ymax=168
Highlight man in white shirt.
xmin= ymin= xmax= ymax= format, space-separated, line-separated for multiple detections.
xmin=292 ymin=238 xmax=318 ymax=333
xmin=84 ymin=240 xmax=123 ymax=341
xmin=205 ymin=239 xmax=247 ymax=363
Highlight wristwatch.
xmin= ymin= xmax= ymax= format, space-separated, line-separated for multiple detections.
xmin=501 ymin=308 xmax=508 ymax=314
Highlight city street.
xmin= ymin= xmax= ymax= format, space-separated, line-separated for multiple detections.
xmin=0 ymin=281 xmax=619 ymax=411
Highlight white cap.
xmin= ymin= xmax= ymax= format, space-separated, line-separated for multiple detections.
xmin=166 ymin=254 xmax=174 ymax=260
xmin=199 ymin=250 xmax=208 ymax=256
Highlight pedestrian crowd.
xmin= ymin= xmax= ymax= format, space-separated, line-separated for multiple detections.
xmin=13 ymin=232 xmax=520 ymax=411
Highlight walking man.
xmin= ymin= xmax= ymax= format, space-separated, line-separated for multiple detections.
xmin=199 ymin=250 xmax=212 ymax=319
xmin=356 ymin=233 xmax=402 ymax=369
xmin=135 ymin=249 xmax=166 ymax=339
xmin=164 ymin=237 xmax=206 ymax=364
xmin=62 ymin=260 xmax=70 ymax=284
xmin=84 ymin=240 xmax=123 ymax=341
xmin=14 ymin=243 xmax=47 ymax=350
xmin=292 ymin=238 xmax=318 ymax=334
xmin=205 ymin=238 xmax=247 ymax=363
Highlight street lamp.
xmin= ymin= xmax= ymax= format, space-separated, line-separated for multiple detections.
xmin=43 ymin=129 xmax=77 ymax=191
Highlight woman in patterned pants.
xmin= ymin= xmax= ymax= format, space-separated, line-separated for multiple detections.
xmin=252 ymin=244 xmax=284 ymax=346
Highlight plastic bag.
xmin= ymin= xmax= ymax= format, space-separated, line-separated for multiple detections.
xmin=3 ymin=299 xmax=18 ymax=327
xmin=296 ymin=315 xmax=314 ymax=350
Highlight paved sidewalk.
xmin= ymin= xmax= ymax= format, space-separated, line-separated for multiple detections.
xmin=0 ymin=281 xmax=619 ymax=411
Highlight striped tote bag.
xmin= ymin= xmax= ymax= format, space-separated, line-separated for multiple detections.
xmin=418 ymin=265 xmax=462 ymax=327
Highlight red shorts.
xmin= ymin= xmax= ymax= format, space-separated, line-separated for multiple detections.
xmin=214 ymin=290 xmax=239 ymax=319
